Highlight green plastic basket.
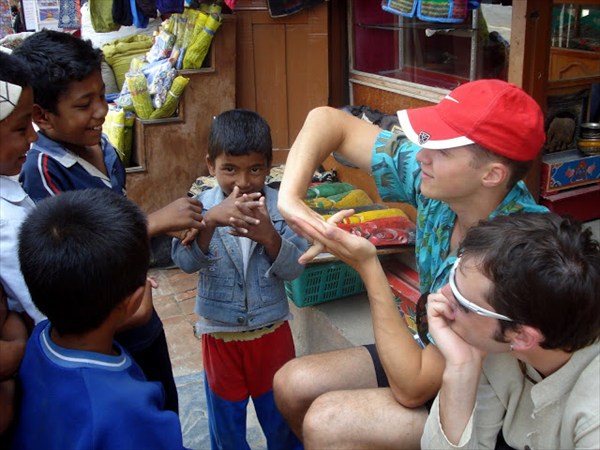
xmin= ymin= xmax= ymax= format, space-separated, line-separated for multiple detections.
xmin=285 ymin=260 xmax=366 ymax=307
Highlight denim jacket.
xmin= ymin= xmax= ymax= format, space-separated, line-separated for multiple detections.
xmin=172 ymin=185 xmax=308 ymax=329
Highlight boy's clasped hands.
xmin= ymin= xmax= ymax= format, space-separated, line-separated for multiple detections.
xmin=204 ymin=186 xmax=271 ymax=241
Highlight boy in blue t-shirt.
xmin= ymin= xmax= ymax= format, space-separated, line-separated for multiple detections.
xmin=12 ymin=29 xmax=205 ymax=414
xmin=172 ymin=109 xmax=308 ymax=450
xmin=12 ymin=189 xmax=186 ymax=450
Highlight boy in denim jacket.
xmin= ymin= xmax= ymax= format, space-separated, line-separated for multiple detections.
xmin=172 ymin=109 xmax=307 ymax=450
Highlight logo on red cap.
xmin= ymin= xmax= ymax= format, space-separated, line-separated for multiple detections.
xmin=418 ymin=131 xmax=430 ymax=145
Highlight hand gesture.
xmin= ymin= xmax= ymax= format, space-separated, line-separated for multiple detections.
xmin=228 ymin=194 xmax=277 ymax=245
xmin=288 ymin=210 xmax=378 ymax=269
xmin=148 ymin=197 xmax=204 ymax=238
xmin=205 ymin=186 xmax=262 ymax=228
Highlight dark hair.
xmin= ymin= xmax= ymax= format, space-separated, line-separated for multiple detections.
xmin=0 ymin=51 xmax=31 ymax=88
xmin=18 ymin=189 xmax=150 ymax=335
xmin=467 ymin=144 xmax=532 ymax=190
xmin=208 ymin=109 xmax=273 ymax=164
xmin=11 ymin=6 xmax=19 ymax=14
xmin=12 ymin=30 xmax=103 ymax=114
xmin=459 ymin=212 xmax=600 ymax=352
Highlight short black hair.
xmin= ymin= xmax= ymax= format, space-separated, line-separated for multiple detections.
xmin=208 ymin=109 xmax=273 ymax=165
xmin=18 ymin=189 xmax=150 ymax=335
xmin=0 ymin=51 xmax=31 ymax=88
xmin=459 ymin=212 xmax=600 ymax=352
xmin=12 ymin=30 xmax=103 ymax=114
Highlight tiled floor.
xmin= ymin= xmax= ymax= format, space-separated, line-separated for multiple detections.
xmin=150 ymin=267 xmax=202 ymax=378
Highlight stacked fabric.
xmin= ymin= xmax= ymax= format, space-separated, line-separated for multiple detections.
xmin=305 ymin=182 xmax=416 ymax=246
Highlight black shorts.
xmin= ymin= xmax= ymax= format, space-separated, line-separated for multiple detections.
xmin=364 ymin=343 xmax=435 ymax=411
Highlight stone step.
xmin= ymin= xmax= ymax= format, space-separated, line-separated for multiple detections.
xmin=289 ymin=292 xmax=374 ymax=356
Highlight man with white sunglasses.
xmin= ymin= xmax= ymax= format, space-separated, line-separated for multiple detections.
xmin=423 ymin=212 xmax=600 ymax=449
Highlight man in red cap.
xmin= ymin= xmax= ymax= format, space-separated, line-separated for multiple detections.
xmin=274 ymin=79 xmax=549 ymax=448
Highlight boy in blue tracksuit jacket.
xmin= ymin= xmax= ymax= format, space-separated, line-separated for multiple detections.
xmin=172 ymin=109 xmax=308 ymax=450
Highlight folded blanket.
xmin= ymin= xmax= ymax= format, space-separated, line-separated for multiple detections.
xmin=305 ymin=189 xmax=373 ymax=210
xmin=103 ymin=34 xmax=153 ymax=89
xmin=310 ymin=203 xmax=390 ymax=216
xmin=323 ymin=208 xmax=409 ymax=224
xmin=337 ymin=216 xmax=416 ymax=246
xmin=306 ymin=182 xmax=354 ymax=199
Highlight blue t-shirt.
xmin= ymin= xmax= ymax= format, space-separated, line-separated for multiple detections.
xmin=11 ymin=321 xmax=186 ymax=450
xmin=18 ymin=131 xmax=162 ymax=351
xmin=371 ymin=129 xmax=548 ymax=295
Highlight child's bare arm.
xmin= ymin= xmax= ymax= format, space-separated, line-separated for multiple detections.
xmin=0 ymin=313 xmax=28 ymax=380
xmin=147 ymin=197 xmax=204 ymax=238
xmin=0 ymin=284 xmax=28 ymax=380
xmin=0 ymin=378 xmax=17 ymax=434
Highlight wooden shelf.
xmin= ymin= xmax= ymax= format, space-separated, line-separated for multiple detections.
xmin=125 ymin=16 xmax=236 ymax=214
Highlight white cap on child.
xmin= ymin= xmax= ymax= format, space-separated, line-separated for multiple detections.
xmin=0 ymin=81 xmax=22 ymax=121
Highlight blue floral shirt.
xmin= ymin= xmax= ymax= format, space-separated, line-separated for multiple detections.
xmin=371 ymin=130 xmax=548 ymax=295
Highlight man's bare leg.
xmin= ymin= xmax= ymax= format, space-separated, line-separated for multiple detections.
xmin=303 ymin=387 xmax=428 ymax=450
xmin=273 ymin=346 xmax=377 ymax=439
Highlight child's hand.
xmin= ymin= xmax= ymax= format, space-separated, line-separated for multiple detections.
xmin=204 ymin=186 xmax=262 ymax=229
xmin=0 ymin=284 xmax=28 ymax=381
xmin=229 ymin=195 xmax=282 ymax=259
xmin=229 ymin=195 xmax=271 ymax=241
xmin=178 ymin=228 xmax=199 ymax=247
xmin=148 ymin=197 xmax=204 ymax=238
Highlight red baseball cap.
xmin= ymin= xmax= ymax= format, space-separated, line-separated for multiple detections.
xmin=397 ymin=79 xmax=545 ymax=161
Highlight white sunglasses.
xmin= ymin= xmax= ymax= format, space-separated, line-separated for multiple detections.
xmin=449 ymin=257 xmax=514 ymax=322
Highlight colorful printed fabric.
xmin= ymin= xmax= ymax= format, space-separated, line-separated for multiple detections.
xmin=306 ymin=182 xmax=354 ymax=199
xmin=59 ymin=0 xmax=81 ymax=29
xmin=337 ymin=216 xmax=416 ymax=246
xmin=381 ymin=0 xmax=417 ymax=18
xmin=371 ymin=129 xmax=548 ymax=294
xmin=323 ymin=207 xmax=409 ymax=223
xmin=310 ymin=203 xmax=390 ymax=216
xmin=419 ymin=0 xmax=467 ymax=21
xmin=304 ymin=189 xmax=373 ymax=210
xmin=381 ymin=0 xmax=469 ymax=23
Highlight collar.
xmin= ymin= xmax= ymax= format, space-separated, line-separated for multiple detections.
xmin=32 ymin=132 xmax=113 ymax=169
xmin=32 ymin=132 xmax=112 ymax=183
xmin=0 ymin=175 xmax=34 ymax=205
xmin=529 ymin=342 xmax=599 ymax=410
xmin=32 ymin=132 xmax=82 ymax=168
xmin=38 ymin=321 xmax=131 ymax=371
xmin=494 ymin=181 xmax=537 ymax=215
